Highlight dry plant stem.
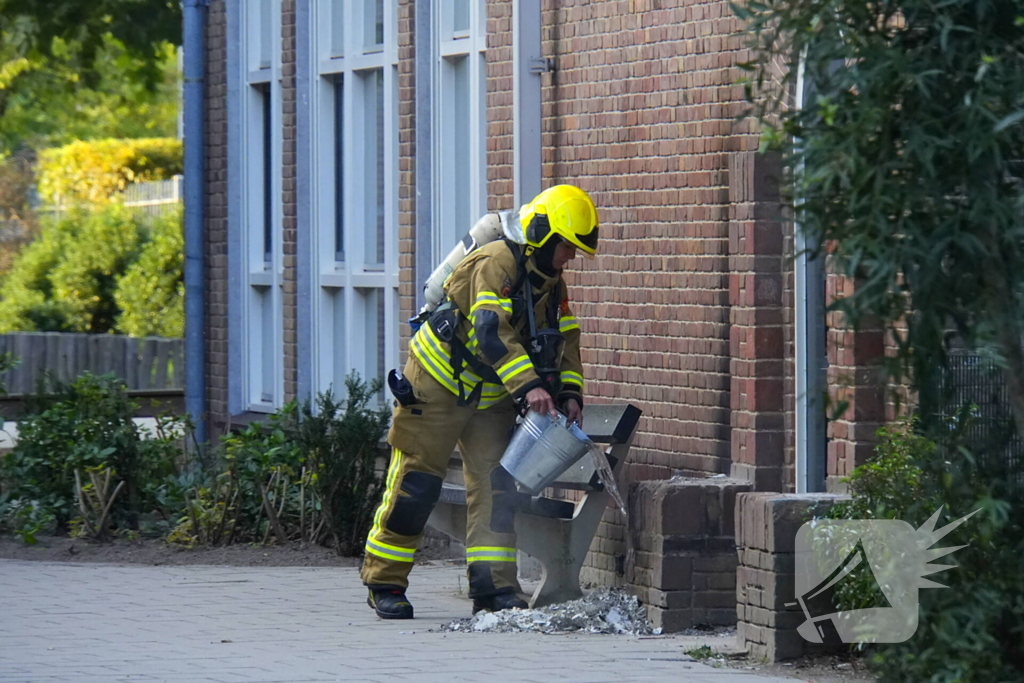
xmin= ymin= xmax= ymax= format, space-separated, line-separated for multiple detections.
xmin=213 ymin=480 xmax=235 ymax=545
xmin=260 ymin=470 xmax=279 ymax=544
xmin=260 ymin=478 xmax=288 ymax=544
xmin=74 ymin=468 xmax=125 ymax=541
xmin=299 ymin=467 xmax=306 ymax=541
xmin=74 ymin=470 xmax=98 ymax=536
xmin=95 ymin=481 xmax=125 ymax=539
xmin=276 ymin=474 xmax=288 ymax=519
xmin=185 ymin=493 xmax=201 ymax=544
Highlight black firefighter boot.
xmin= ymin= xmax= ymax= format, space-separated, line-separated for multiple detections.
xmin=367 ymin=588 xmax=414 ymax=619
xmin=472 ymin=591 xmax=528 ymax=614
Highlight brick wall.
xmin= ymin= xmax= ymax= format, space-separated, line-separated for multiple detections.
xmin=480 ymin=0 xmax=767 ymax=581
xmin=205 ymin=0 xmax=229 ymax=428
xmin=282 ymin=1 xmax=298 ymax=401
xmin=825 ymin=274 xmax=887 ymax=491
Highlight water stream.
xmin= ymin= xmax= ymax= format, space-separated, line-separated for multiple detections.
xmin=586 ymin=440 xmax=634 ymax=581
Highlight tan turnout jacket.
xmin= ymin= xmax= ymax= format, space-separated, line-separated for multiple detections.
xmin=408 ymin=239 xmax=584 ymax=409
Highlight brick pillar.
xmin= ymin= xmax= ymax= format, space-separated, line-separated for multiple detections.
xmin=729 ymin=151 xmax=786 ymax=491
xmin=281 ymin=0 xmax=298 ymax=401
xmin=204 ymin=0 xmax=229 ymax=427
xmin=825 ymin=273 xmax=887 ymax=491
xmin=736 ymin=492 xmax=849 ymax=661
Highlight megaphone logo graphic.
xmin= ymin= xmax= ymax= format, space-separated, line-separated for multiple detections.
xmin=794 ymin=507 xmax=978 ymax=643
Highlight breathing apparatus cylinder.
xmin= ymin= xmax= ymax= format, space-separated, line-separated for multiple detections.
xmin=410 ymin=210 xmax=525 ymax=329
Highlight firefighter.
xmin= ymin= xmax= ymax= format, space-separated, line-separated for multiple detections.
xmin=362 ymin=184 xmax=599 ymax=619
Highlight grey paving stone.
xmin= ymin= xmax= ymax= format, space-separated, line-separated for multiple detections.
xmin=0 ymin=559 xmax=795 ymax=682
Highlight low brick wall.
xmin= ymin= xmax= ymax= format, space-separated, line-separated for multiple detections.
xmin=735 ymin=492 xmax=849 ymax=661
xmin=630 ymin=477 xmax=752 ymax=632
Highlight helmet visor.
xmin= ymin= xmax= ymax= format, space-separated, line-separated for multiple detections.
xmin=574 ymin=224 xmax=599 ymax=256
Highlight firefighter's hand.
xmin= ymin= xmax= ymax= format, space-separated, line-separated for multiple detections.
xmin=563 ymin=398 xmax=583 ymax=427
xmin=525 ymin=388 xmax=557 ymax=418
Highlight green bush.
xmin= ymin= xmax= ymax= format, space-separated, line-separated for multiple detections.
xmin=115 ymin=206 xmax=183 ymax=338
xmin=0 ymin=373 xmax=188 ymax=538
xmin=293 ymin=376 xmax=390 ymax=555
xmin=37 ymin=138 xmax=182 ymax=206
xmin=169 ymin=374 xmax=390 ymax=555
xmin=825 ymin=415 xmax=1024 ymax=681
xmin=0 ymin=204 xmax=183 ymax=336
xmin=174 ymin=409 xmax=306 ymax=547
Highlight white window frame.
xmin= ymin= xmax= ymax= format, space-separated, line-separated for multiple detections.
xmin=432 ymin=0 xmax=487 ymax=261
xmin=307 ymin=0 xmax=400 ymax=400
xmin=239 ymin=0 xmax=284 ymax=413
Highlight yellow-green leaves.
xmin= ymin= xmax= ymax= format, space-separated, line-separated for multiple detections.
xmin=37 ymin=138 xmax=182 ymax=206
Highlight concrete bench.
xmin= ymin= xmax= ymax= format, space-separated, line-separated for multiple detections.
xmin=427 ymin=403 xmax=642 ymax=607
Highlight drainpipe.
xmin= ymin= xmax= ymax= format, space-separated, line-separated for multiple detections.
xmin=183 ymin=0 xmax=209 ymax=446
xmin=513 ymin=0 xmax=549 ymax=207
xmin=794 ymin=55 xmax=827 ymax=493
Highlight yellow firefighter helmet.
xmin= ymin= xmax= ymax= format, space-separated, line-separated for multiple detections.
xmin=520 ymin=185 xmax=599 ymax=257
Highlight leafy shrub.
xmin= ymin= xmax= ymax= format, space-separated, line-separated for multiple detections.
xmin=825 ymin=415 xmax=1024 ymax=681
xmin=294 ymin=376 xmax=390 ymax=555
xmin=169 ymin=407 xmax=306 ymax=547
xmin=0 ymin=373 xmax=187 ymax=536
xmin=169 ymin=374 xmax=390 ymax=555
xmin=1 ymin=499 xmax=56 ymax=545
xmin=0 ymin=204 xmax=183 ymax=335
xmin=114 ymin=207 xmax=184 ymax=338
xmin=37 ymin=138 xmax=182 ymax=206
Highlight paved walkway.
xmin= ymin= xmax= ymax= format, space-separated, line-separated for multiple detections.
xmin=0 ymin=559 xmax=797 ymax=683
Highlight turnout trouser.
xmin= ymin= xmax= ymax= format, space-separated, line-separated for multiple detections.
xmin=360 ymin=358 xmax=521 ymax=598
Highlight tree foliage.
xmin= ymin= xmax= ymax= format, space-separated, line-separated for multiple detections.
xmin=37 ymin=138 xmax=182 ymax=205
xmin=738 ymin=0 xmax=1024 ymax=677
xmin=0 ymin=33 xmax=179 ymax=158
xmin=0 ymin=205 xmax=183 ymax=336
xmin=0 ymin=0 xmax=180 ymax=89
xmin=738 ymin=0 xmax=1024 ymax=432
xmin=0 ymin=150 xmax=39 ymax=275
xmin=115 ymin=207 xmax=184 ymax=338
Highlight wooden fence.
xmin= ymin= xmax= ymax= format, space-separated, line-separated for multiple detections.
xmin=0 ymin=333 xmax=184 ymax=394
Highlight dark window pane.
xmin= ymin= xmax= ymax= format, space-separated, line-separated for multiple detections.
xmin=375 ymin=69 xmax=385 ymax=266
xmin=262 ymin=85 xmax=272 ymax=263
xmin=334 ymin=76 xmax=345 ymax=262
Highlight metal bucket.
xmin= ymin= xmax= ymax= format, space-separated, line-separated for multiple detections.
xmin=500 ymin=410 xmax=592 ymax=495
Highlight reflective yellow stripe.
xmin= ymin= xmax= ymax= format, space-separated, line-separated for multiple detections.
xmin=471 ymin=291 xmax=513 ymax=315
xmin=477 ymin=383 xmax=509 ymax=410
xmin=497 ymin=355 xmax=533 ymax=382
xmin=367 ymin=448 xmax=404 ymax=552
xmin=467 ymin=546 xmax=517 ymax=562
xmin=365 ymin=538 xmax=415 ymax=563
xmin=365 ymin=544 xmax=416 ymax=563
xmin=560 ymin=371 xmax=584 ymax=390
xmin=559 ymin=315 xmax=580 ymax=333
xmin=419 ymin=324 xmax=482 ymax=384
xmin=410 ymin=338 xmax=459 ymax=393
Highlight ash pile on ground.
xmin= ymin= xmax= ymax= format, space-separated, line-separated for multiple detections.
xmin=436 ymin=588 xmax=660 ymax=635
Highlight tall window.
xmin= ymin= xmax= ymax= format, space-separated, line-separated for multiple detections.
xmin=434 ymin=0 xmax=487 ymax=261
xmin=309 ymin=0 xmax=398 ymax=399
xmin=230 ymin=0 xmax=283 ymax=412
